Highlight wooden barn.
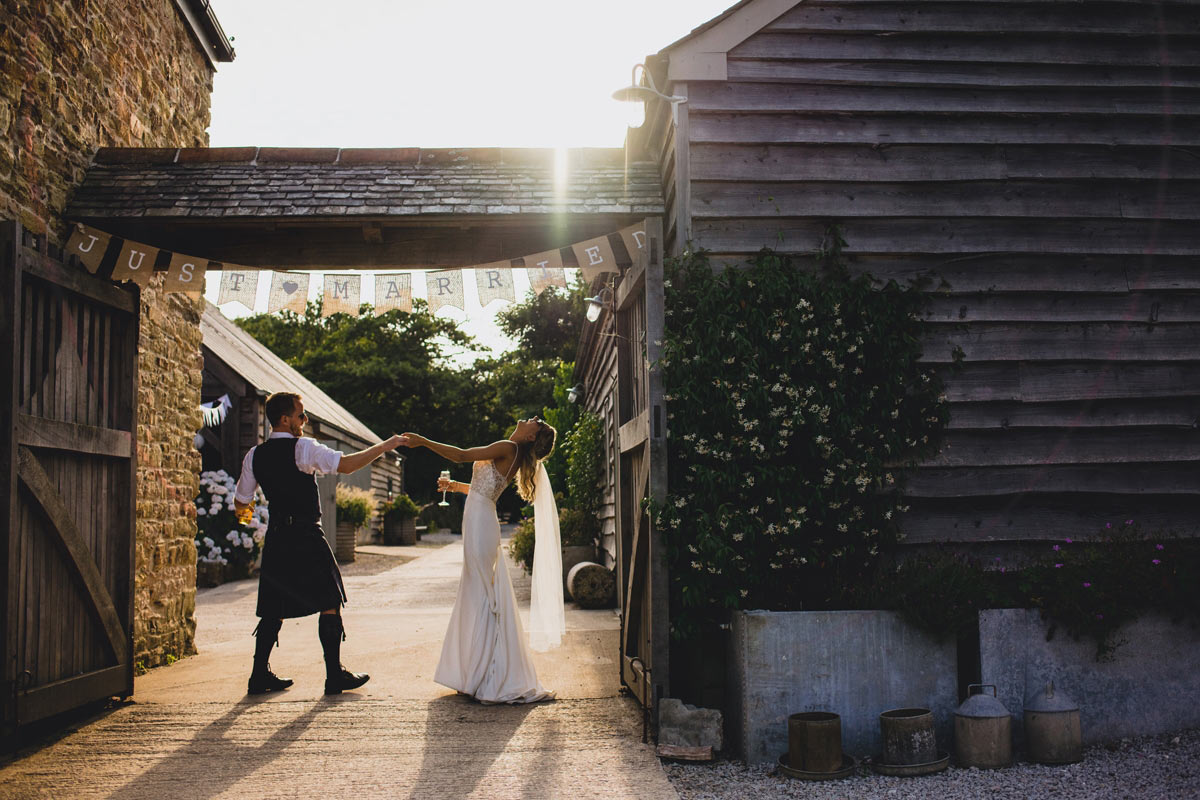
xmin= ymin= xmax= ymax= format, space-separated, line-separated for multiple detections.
xmin=199 ymin=301 xmax=404 ymax=546
xmin=573 ymin=0 xmax=1200 ymax=707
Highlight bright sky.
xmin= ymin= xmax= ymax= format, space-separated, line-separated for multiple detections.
xmin=202 ymin=0 xmax=731 ymax=360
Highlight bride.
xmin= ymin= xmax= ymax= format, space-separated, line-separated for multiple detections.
xmin=401 ymin=418 xmax=564 ymax=704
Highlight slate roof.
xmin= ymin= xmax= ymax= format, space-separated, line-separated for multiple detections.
xmin=68 ymin=147 xmax=665 ymax=220
xmin=201 ymin=301 xmax=381 ymax=445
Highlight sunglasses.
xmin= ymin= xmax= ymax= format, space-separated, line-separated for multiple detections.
xmin=289 ymin=410 xmax=309 ymax=421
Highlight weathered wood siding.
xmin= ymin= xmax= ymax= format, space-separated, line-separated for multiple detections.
xmin=676 ymin=0 xmax=1200 ymax=546
xmin=576 ymin=298 xmax=621 ymax=569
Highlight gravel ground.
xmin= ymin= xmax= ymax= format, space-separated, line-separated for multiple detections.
xmin=664 ymin=728 xmax=1200 ymax=799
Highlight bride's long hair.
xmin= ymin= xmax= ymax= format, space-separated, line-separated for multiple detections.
xmin=515 ymin=421 xmax=557 ymax=501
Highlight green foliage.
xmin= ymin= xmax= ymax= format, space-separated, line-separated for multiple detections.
xmin=418 ymin=498 xmax=464 ymax=534
xmin=508 ymin=511 xmax=537 ymax=574
xmin=654 ymin=240 xmax=950 ymax=639
xmin=541 ymin=361 xmax=580 ymax=499
xmin=558 ymin=506 xmax=596 ymax=548
xmin=1015 ymin=522 xmax=1200 ymax=659
xmin=869 ymin=550 xmax=1011 ymax=641
xmin=563 ymin=410 xmax=604 ymax=546
xmin=496 ymin=282 xmax=587 ymax=362
xmin=380 ymin=493 xmax=420 ymax=520
xmin=335 ymin=484 xmax=376 ymax=528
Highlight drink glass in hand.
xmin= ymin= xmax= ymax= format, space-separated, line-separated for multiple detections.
xmin=438 ymin=470 xmax=451 ymax=507
xmin=236 ymin=499 xmax=255 ymax=526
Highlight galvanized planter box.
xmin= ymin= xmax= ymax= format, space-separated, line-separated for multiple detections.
xmin=727 ymin=610 xmax=958 ymax=764
xmin=979 ymin=609 xmax=1200 ymax=749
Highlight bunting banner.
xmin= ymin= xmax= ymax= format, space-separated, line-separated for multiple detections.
xmin=475 ymin=261 xmax=516 ymax=307
xmin=64 ymin=222 xmax=650 ymax=313
xmin=322 ymin=274 xmax=361 ymax=317
xmin=619 ymin=223 xmax=647 ymax=264
xmin=66 ymin=224 xmax=111 ymax=274
xmin=111 ymin=240 xmax=159 ymax=286
xmin=218 ymin=269 xmax=258 ymax=309
xmin=572 ymin=234 xmax=618 ymax=282
xmin=525 ymin=249 xmax=567 ymax=295
xmin=426 ymin=269 xmax=464 ymax=313
xmin=268 ymin=271 xmax=309 ymax=313
xmin=374 ymin=273 xmax=412 ymax=315
xmin=163 ymin=252 xmax=206 ymax=295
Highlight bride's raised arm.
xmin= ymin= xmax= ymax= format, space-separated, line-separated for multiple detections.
xmin=401 ymin=433 xmax=515 ymax=464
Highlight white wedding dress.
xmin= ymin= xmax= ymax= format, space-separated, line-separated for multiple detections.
xmin=433 ymin=457 xmax=555 ymax=704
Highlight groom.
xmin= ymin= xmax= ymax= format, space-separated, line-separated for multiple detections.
xmin=234 ymin=391 xmax=404 ymax=695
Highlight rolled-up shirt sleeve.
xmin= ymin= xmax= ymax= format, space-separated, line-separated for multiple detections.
xmin=233 ymin=447 xmax=258 ymax=504
xmin=296 ymin=437 xmax=344 ymax=475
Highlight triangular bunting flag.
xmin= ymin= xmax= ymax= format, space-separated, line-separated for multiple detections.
xmin=65 ymin=224 xmax=111 ymax=274
xmin=426 ymin=269 xmax=464 ymax=313
xmin=163 ymin=252 xmax=206 ymax=295
xmin=111 ymin=240 xmax=159 ymax=286
xmin=375 ymin=273 xmax=412 ymax=315
xmin=268 ymin=272 xmax=309 ymax=313
xmin=572 ymin=235 xmax=618 ymax=281
xmin=322 ymin=274 xmax=361 ymax=317
xmin=619 ymin=223 xmax=647 ymax=265
xmin=474 ymin=261 xmax=515 ymax=308
xmin=524 ymin=249 xmax=567 ymax=295
xmin=218 ymin=269 xmax=259 ymax=310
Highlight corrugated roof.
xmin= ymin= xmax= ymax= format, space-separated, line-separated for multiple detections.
xmin=201 ymin=301 xmax=380 ymax=444
xmin=67 ymin=147 xmax=664 ymax=220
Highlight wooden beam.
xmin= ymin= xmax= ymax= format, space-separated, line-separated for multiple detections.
xmin=18 ymin=415 xmax=132 ymax=458
xmin=18 ymin=250 xmax=136 ymax=314
xmin=619 ymin=411 xmax=650 ymax=454
xmin=15 ymin=664 xmax=127 ymax=724
xmin=2 ymin=220 xmax=20 ymax=712
xmin=16 ymin=447 xmax=127 ymax=663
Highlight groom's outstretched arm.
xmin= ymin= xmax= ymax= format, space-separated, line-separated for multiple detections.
xmin=338 ymin=434 xmax=405 ymax=474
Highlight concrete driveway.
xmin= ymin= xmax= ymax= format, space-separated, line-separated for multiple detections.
xmin=0 ymin=531 xmax=678 ymax=800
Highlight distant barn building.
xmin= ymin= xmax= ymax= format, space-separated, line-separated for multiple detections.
xmin=199 ymin=302 xmax=404 ymax=548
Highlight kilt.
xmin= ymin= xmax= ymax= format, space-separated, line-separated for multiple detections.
xmin=256 ymin=517 xmax=346 ymax=619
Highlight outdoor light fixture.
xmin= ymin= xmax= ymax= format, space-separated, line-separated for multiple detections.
xmin=612 ymin=63 xmax=687 ymax=125
xmin=585 ymin=287 xmax=613 ymax=323
xmin=567 ymin=383 xmax=584 ymax=404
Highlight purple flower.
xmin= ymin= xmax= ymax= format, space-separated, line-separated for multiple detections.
xmin=1152 ymin=559 xmax=1161 ymax=566
xmin=1065 ymin=538 xmax=1073 ymax=544
xmin=1096 ymin=614 xmax=1104 ymax=620
xmin=1083 ymin=582 xmax=1092 ymax=588
xmin=1156 ymin=544 xmax=1165 ymax=551
xmin=1125 ymin=519 xmax=1134 ymax=525
xmin=1053 ymin=544 xmax=1060 ymax=552
xmin=1054 ymin=563 xmax=1063 ymax=569
xmin=1105 ymin=522 xmax=1112 ymax=529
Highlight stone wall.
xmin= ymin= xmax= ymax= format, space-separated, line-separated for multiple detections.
xmin=1 ymin=0 xmax=218 ymax=666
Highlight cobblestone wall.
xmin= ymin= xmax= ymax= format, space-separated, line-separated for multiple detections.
xmin=1 ymin=0 xmax=217 ymax=666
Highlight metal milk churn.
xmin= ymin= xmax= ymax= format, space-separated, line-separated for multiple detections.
xmin=1024 ymin=681 xmax=1082 ymax=764
xmin=954 ymin=684 xmax=1012 ymax=768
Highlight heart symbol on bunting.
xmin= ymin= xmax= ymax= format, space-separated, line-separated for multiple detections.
xmin=282 ymin=281 xmax=299 ymax=294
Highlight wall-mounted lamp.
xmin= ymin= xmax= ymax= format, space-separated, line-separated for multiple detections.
xmin=585 ymin=287 xmax=613 ymax=323
xmin=567 ymin=383 xmax=584 ymax=404
xmin=612 ymin=63 xmax=688 ymax=125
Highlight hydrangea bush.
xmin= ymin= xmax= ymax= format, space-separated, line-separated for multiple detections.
xmin=195 ymin=469 xmax=268 ymax=574
xmin=653 ymin=239 xmax=952 ymax=639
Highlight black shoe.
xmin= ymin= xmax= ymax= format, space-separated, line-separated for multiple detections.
xmin=324 ymin=667 xmax=370 ymax=695
xmin=248 ymin=669 xmax=294 ymax=695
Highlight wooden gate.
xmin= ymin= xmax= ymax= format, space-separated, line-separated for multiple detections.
xmin=1 ymin=221 xmax=138 ymax=728
xmin=613 ymin=217 xmax=670 ymax=716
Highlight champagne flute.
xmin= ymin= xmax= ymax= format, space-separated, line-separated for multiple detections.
xmin=438 ymin=470 xmax=451 ymax=507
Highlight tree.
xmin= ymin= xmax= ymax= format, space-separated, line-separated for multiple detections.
xmin=237 ymin=298 xmax=494 ymax=501
xmin=495 ymin=282 xmax=587 ymax=362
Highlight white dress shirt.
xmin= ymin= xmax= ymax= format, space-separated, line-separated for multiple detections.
xmin=234 ymin=432 xmax=343 ymax=504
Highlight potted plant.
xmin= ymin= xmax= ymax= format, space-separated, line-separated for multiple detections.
xmin=380 ymin=493 xmax=420 ymax=546
xmin=334 ymin=484 xmax=375 ymax=563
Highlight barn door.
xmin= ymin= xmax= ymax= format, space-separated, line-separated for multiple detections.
xmin=1 ymin=221 xmax=138 ymax=728
xmin=614 ymin=217 xmax=669 ymax=716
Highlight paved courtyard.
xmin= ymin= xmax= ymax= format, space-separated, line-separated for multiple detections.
xmin=0 ymin=531 xmax=678 ymax=800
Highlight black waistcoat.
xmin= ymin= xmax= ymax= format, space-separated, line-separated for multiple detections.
xmin=252 ymin=438 xmax=322 ymax=522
